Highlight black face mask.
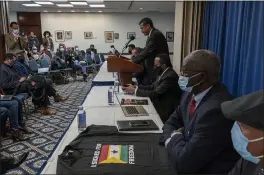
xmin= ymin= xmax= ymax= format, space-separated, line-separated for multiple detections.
xmin=154 ymin=65 xmax=163 ymax=75
xmin=128 ymin=50 xmax=132 ymax=54
xmin=18 ymin=55 xmax=25 ymax=63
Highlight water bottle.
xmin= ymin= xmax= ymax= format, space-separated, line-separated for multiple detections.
xmin=114 ymin=78 xmax=119 ymax=93
xmin=77 ymin=106 xmax=86 ymax=132
xmin=108 ymin=86 xmax=114 ymax=105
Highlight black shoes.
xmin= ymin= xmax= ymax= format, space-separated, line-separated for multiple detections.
xmin=0 ymin=152 xmax=29 ymax=174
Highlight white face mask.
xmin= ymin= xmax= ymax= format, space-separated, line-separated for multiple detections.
xmin=60 ymin=48 xmax=64 ymax=52
xmin=47 ymin=48 xmax=51 ymax=51
xmin=33 ymin=50 xmax=37 ymax=54
xmin=75 ymin=48 xmax=79 ymax=51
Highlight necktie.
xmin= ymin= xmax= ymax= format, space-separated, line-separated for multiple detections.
xmin=189 ymin=97 xmax=196 ymax=116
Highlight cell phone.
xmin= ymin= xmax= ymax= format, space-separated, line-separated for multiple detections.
xmin=129 ymin=121 xmax=149 ymax=127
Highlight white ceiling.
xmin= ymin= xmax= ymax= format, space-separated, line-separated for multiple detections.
xmin=8 ymin=0 xmax=176 ymax=13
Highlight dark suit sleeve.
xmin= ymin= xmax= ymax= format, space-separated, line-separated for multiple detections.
xmin=160 ymin=106 xmax=184 ymax=144
xmin=166 ymin=108 xmax=233 ymax=174
xmin=132 ymin=36 xmax=156 ymax=64
xmin=228 ymin=159 xmax=242 ymax=175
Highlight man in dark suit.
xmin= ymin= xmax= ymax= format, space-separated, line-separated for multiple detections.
xmin=221 ymin=90 xmax=264 ymax=175
xmin=160 ymin=50 xmax=240 ymax=174
xmin=123 ymin=54 xmax=181 ymax=123
xmin=133 ymin=18 xmax=169 ymax=85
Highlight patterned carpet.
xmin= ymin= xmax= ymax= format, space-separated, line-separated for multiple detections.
xmin=0 ymin=75 xmax=93 ymax=175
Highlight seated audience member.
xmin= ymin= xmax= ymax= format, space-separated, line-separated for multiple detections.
xmin=221 ymin=90 xmax=264 ymax=175
xmin=42 ymin=31 xmax=54 ymax=51
xmin=160 ymin=50 xmax=240 ymax=174
xmin=122 ymin=54 xmax=181 ymax=123
xmin=0 ymin=99 xmax=28 ymax=141
xmin=86 ymin=44 xmax=97 ymax=55
xmin=128 ymin=44 xmax=135 ymax=54
xmin=108 ymin=45 xmax=120 ymax=56
xmin=30 ymin=46 xmax=40 ymax=61
xmin=13 ymin=51 xmax=33 ymax=77
xmin=0 ymin=151 xmax=29 ymax=174
xmin=0 ymin=53 xmax=67 ymax=115
xmin=28 ymin=32 xmax=39 ymax=51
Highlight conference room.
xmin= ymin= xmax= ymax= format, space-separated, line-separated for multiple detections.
xmin=0 ymin=1 xmax=263 ymax=175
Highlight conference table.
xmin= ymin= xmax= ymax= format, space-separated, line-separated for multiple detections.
xmin=92 ymin=61 xmax=115 ymax=86
xmin=41 ymin=63 xmax=163 ymax=174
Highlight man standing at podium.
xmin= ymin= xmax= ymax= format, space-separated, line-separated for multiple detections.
xmin=133 ymin=18 xmax=169 ymax=85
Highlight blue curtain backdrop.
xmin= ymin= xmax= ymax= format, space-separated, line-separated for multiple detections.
xmin=202 ymin=1 xmax=263 ymax=97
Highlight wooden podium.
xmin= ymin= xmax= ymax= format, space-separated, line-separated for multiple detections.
xmin=107 ymin=56 xmax=143 ymax=86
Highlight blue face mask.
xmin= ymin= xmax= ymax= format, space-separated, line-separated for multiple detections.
xmin=12 ymin=29 xmax=19 ymax=34
xmin=231 ymin=122 xmax=264 ymax=164
xmin=178 ymin=73 xmax=203 ymax=92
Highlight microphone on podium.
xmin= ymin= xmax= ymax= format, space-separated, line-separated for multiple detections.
xmin=119 ymin=35 xmax=135 ymax=57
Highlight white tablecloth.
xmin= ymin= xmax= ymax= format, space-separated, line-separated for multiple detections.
xmin=92 ymin=61 xmax=115 ymax=84
xmin=41 ymin=86 xmax=163 ymax=174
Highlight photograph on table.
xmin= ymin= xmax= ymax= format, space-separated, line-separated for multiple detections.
xmin=166 ymin=32 xmax=174 ymax=42
xmin=55 ymin=30 xmax=65 ymax=42
xmin=105 ymin=31 xmax=114 ymax=43
xmin=114 ymin=33 xmax=119 ymax=40
xmin=65 ymin=31 xmax=72 ymax=40
xmin=84 ymin=32 xmax=93 ymax=39
xmin=127 ymin=32 xmax=136 ymax=39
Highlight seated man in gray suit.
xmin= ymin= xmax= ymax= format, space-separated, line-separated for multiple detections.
xmin=160 ymin=50 xmax=240 ymax=174
xmin=5 ymin=22 xmax=26 ymax=52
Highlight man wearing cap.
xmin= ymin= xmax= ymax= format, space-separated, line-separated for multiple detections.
xmin=221 ymin=90 xmax=264 ymax=175
xmin=160 ymin=50 xmax=240 ymax=174
xmin=0 ymin=53 xmax=68 ymax=115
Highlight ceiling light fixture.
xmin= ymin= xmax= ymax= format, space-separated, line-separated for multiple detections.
xmin=43 ymin=10 xmax=48 ymax=12
xmin=49 ymin=0 xmax=67 ymax=1
xmin=90 ymin=4 xmax=105 ymax=8
xmin=140 ymin=8 xmax=143 ymax=10
xmin=87 ymin=0 xmax=104 ymax=2
xmin=11 ymin=0 xmax=32 ymax=1
xmin=98 ymin=10 xmax=102 ymax=12
xmin=71 ymin=10 xmax=75 ymax=12
xmin=56 ymin=4 xmax=74 ymax=7
xmin=22 ymin=4 xmax=42 ymax=7
xmin=70 ymin=2 xmax=88 ymax=5
xmin=35 ymin=2 xmax=54 ymax=5
xmin=57 ymin=10 xmax=62 ymax=12
xmin=85 ymin=11 xmax=89 ymax=12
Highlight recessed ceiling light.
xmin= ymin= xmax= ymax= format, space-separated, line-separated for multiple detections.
xmin=90 ymin=4 xmax=105 ymax=8
xmin=140 ymin=8 xmax=143 ymax=10
xmin=57 ymin=10 xmax=62 ymax=12
xmin=85 ymin=11 xmax=89 ymax=12
xmin=87 ymin=0 xmax=104 ymax=2
xmin=50 ymin=0 xmax=67 ymax=1
xmin=35 ymin=2 xmax=54 ymax=5
xmin=56 ymin=4 xmax=74 ymax=7
xmin=98 ymin=10 xmax=102 ymax=12
xmin=11 ymin=0 xmax=32 ymax=1
xmin=43 ymin=10 xmax=48 ymax=12
xmin=22 ymin=4 xmax=42 ymax=7
xmin=71 ymin=10 xmax=75 ymax=12
xmin=70 ymin=2 xmax=87 ymax=5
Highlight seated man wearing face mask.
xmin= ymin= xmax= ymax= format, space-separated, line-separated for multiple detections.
xmin=13 ymin=50 xmax=34 ymax=77
xmin=122 ymin=54 xmax=181 ymax=123
xmin=0 ymin=53 xmax=68 ymax=115
xmin=86 ymin=44 xmax=97 ymax=55
xmin=160 ymin=50 xmax=240 ymax=174
xmin=221 ymin=90 xmax=264 ymax=175
xmin=30 ymin=46 xmax=40 ymax=61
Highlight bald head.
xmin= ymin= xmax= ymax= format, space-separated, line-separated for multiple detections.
xmin=182 ymin=50 xmax=221 ymax=83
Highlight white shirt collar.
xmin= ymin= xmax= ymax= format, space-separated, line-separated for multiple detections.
xmin=149 ymin=29 xmax=153 ymax=37
xmin=193 ymin=86 xmax=212 ymax=108
xmin=158 ymin=67 xmax=170 ymax=81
